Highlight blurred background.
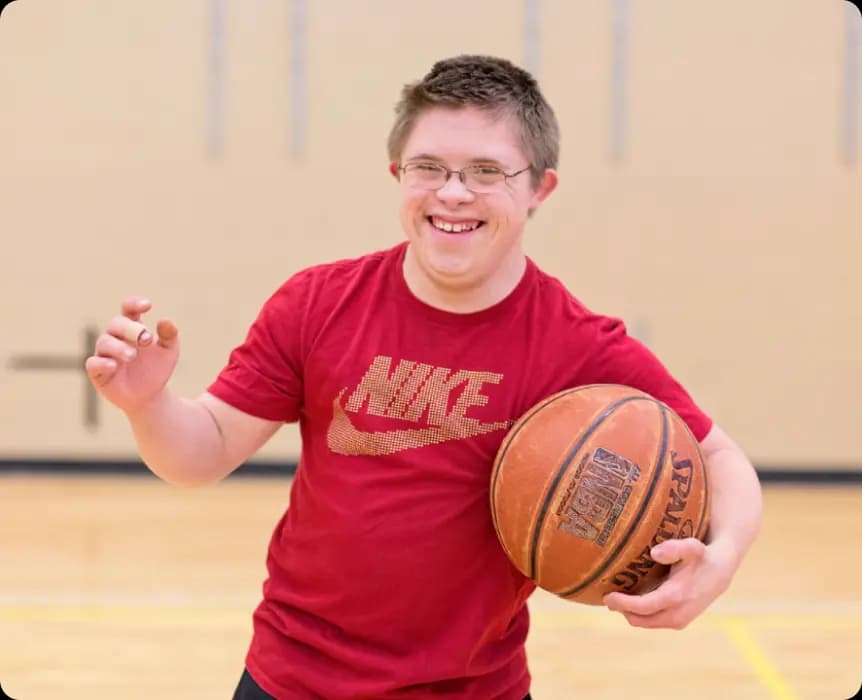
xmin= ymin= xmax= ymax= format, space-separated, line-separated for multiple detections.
xmin=1 ymin=1 xmax=860 ymax=699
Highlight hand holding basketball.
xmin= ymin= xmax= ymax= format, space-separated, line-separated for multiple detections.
xmin=603 ymin=536 xmax=736 ymax=630
xmin=84 ymin=296 xmax=180 ymax=415
xmin=490 ymin=384 xmax=711 ymax=606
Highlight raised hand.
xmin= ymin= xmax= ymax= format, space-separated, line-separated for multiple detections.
xmin=85 ymin=296 xmax=180 ymax=415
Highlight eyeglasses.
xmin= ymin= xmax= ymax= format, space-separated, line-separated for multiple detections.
xmin=397 ymin=162 xmax=531 ymax=194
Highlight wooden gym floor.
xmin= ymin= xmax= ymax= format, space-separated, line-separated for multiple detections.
xmin=1 ymin=474 xmax=859 ymax=700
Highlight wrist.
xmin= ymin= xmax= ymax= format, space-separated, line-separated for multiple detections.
xmin=125 ymin=387 xmax=172 ymax=422
xmin=706 ymin=534 xmax=743 ymax=575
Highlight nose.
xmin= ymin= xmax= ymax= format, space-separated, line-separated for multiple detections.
xmin=435 ymin=171 xmax=475 ymax=204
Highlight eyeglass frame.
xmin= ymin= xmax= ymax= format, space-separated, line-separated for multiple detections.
xmin=396 ymin=162 xmax=533 ymax=193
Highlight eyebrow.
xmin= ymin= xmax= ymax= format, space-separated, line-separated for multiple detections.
xmin=404 ymin=153 xmax=508 ymax=166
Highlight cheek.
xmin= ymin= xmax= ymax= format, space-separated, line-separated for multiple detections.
xmin=510 ymin=192 xmax=535 ymax=221
xmin=402 ymin=191 xmax=427 ymax=217
xmin=488 ymin=194 xmax=524 ymax=226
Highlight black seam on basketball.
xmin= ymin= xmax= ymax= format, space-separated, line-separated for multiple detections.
xmin=489 ymin=385 xmax=604 ymax=540
xmin=647 ymin=401 xmax=710 ymax=540
xmin=527 ymin=394 xmax=654 ymax=582
xmin=679 ymin=419 xmax=710 ymax=540
xmin=697 ymin=451 xmax=710 ymax=540
xmin=558 ymin=399 xmax=669 ymax=598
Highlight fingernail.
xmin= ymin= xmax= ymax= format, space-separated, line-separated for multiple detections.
xmin=139 ymin=331 xmax=153 ymax=345
xmin=139 ymin=299 xmax=151 ymax=307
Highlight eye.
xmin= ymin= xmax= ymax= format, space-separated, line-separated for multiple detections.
xmin=409 ymin=162 xmax=442 ymax=173
xmin=473 ymin=166 xmax=503 ymax=176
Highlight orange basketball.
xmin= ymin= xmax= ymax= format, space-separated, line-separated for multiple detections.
xmin=490 ymin=384 xmax=710 ymax=605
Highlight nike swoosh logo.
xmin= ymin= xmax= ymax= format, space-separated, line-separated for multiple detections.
xmin=327 ymin=393 xmax=512 ymax=456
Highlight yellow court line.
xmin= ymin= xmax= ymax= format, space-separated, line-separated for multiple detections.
xmin=721 ymin=618 xmax=799 ymax=700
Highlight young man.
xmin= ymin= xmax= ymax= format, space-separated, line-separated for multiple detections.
xmin=85 ymin=55 xmax=762 ymax=699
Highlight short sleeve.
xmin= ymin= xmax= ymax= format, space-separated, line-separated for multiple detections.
xmin=580 ymin=315 xmax=713 ymax=442
xmin=207 ymin=274 xmax=309 ymax=422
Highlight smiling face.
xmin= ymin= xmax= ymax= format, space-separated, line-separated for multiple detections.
xmin=392 ymin=106 xmax=557 ymax=312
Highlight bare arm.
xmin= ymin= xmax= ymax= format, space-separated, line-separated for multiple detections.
xmin=699 ymin=422 xmax=764 ymax=575
xmin=127 ymin=390 xmax=282 ymax=487
xmin=86 ymin=297 xmax=283 ymax=487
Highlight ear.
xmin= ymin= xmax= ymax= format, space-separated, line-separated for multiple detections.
xmin=389 ymin=161 xmax=400 ymax=179
xmin=528 ymin=169 xmax=558 ymax=210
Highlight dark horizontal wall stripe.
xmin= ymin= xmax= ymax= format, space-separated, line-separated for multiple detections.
xmin=0 ymin=460 xmax=861 ymax=483
xmin=0 ymin=458 xmax=297 ymax=477
xmin=755 ymin=469 xmax=862 ymax=484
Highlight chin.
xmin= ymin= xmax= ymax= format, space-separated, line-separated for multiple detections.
xmin=423 ymin=250 xmax=479 ymax=281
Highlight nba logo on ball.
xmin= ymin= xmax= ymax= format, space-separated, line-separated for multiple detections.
xmin=490 ymin=384 xmax=710 ymax=605
xmin=556 ymin=446 xmax=641 ymax=545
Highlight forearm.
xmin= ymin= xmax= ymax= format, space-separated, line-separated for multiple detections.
xmin=704 ymin=443 xmax=763 ymax=573
xmin=126 ymin=389 xmax=233 ymax=486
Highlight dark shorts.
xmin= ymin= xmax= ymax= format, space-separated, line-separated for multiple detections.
xmin=231 ymin=670 xmax=275 ymax=700
xmin=232 ymin=669 xmax=533 ymax=700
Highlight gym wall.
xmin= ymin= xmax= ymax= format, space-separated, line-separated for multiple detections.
xmin=1 ymin=1 xmax=859 ymax=472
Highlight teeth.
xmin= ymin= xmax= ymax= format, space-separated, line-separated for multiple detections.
xmin=431 ymin=217 xmax=479 ymax=233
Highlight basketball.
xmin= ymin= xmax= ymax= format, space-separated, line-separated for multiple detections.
xmin=490 ymin=384 xmax=710 ymax=605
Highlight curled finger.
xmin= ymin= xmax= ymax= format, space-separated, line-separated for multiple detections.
xmin=95 ymin=333 xmax=137 ymax=362
xmin=85 ymin=355 xmax=118 ymax=385
xmin=106 ymin=316 xmax=152 ymax=348
xmin=121 ymin=320 xmax=153 ymax=346
xmin=120 ymin=296 xmax=152 ymax=321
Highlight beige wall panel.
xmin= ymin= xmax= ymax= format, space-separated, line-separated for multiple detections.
xmin=300 ymin=0 xmax=525 ymax=260
xmin=625 ymin=0 xmax=845 ymax=174
xmin=616 ymin=1 xmax=861 ymax=465
xmin=0 ymin=0 xmax=526 ymax=460
xmin=1 ymin=0 xmax=207 ymax=168
xmin=529 ymin=1 xmax=628 ymax=312
xmin=0 ymin=1 xmax=859 ymax=467
xmin=0 ymin=1 xmax=303 ymax=457
xmin=527 ymin=0 xmax=861 ymax=467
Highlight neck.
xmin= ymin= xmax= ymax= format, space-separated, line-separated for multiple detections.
xmin=402 ymin=245 xmax=527 ymax=314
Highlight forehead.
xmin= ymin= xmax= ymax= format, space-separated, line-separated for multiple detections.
xmin=401 ymin=106 xmax=527 ymax=165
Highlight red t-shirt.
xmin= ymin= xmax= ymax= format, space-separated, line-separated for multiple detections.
xmin=208 ymin=242 xmax=712 ymax=699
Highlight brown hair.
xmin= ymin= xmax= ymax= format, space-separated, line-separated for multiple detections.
xmin=387 ymin=55 xmax=560 ymax=188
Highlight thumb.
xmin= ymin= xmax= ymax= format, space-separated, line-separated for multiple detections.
xmin=650 ymin=537 xmax=703 ymax=565
xmin=155 ymin=319 xmax=180 ymax=349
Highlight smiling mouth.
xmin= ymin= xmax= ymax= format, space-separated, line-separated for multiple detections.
xmin=427 ymin=216 xmax=485 ymax=234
